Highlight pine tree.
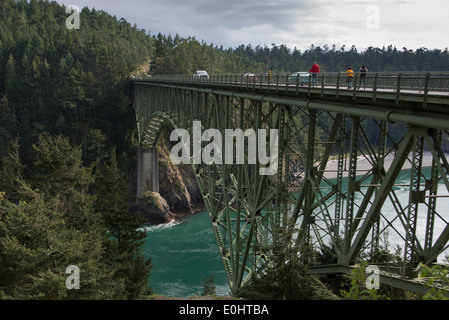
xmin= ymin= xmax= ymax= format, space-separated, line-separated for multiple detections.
xmin=0 ymin=96 xmax=18 ymax=158
xmin=4 ymin=54 xmax=18 ymax=106
xmin=236 ymin=228 xmax=338 ymax=300
xmin=94 ymin=148 xmax=152 ymax=299
xmin=0 ymin=134 xmax=130 ymax=299
xmin=0 ymin=138 xmax=23 ymax=203
xmin=0 ymin=183 xmax=125 ymax=299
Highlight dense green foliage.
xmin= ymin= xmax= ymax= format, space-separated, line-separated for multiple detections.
xmin=0 ymin=0 xmax=154 ymax=300
xmin=236 ymin=229 xmax=339 ymax=300
xmin=0 ymin=135 xmax=152 ymax=299
xmin=152 ymin=34 xmax=449 ymax=75
xmin=0 ymin=0 xmax=154 ymax=165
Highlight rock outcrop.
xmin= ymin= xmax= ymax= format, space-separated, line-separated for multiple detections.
xmin=138 ymin=127 xmax=205 ymax=224
xmin=138 ymin=191 xmax=174 ymax=224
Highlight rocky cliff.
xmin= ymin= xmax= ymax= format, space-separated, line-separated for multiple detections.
xmin=137 ymin=127 xmax=205 ymax=224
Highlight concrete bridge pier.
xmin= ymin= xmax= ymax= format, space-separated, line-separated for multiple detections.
xmin=137 ymin=147 xmax=159 ymax=198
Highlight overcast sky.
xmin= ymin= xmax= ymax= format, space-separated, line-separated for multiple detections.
xmin=57 ymin=0 xmax=449 ymax=51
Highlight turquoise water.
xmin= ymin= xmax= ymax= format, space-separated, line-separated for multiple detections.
xmin=142 ymin=212 xmax=229 ymax=297
xmin=143 ymin=167 xmax=449 ymax=297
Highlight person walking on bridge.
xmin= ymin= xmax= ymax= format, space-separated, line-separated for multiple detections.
xmin=343 ymin=66 xmax=354 ymax=89
xmin=358 ymin=65 xmax=368 ymax=89
xmin=309 ymin=61 xmax=320 ymax=86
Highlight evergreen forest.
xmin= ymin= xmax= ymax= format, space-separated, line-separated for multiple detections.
xmin=0 ymin=0 xmax=155 ymax=300
xmin=152 ymin=35 xmax=449 ymax=75
xmin=0 ymin=0 xmax=448 ymax=300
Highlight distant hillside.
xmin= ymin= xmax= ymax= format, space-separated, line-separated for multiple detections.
xmin=0 ymin=0 xmax=154 ymax=167
xmin=152 ymin=35 xmax=449 ymax=74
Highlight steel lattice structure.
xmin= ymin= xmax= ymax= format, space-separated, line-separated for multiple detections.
xmin=132 ymin=72 xmax=449 ymax=295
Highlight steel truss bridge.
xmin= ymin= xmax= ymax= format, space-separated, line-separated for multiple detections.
xmin=132 ymin=72 xmax=449 ymax=296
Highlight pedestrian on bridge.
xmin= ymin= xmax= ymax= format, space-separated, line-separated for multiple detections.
xmin=309 ymin=61 xmax=320 ymax=86
xmin=358 ymin=65 xmax=368 ymax=89
xmin=343 ymin=66 xmax=354 ymax=89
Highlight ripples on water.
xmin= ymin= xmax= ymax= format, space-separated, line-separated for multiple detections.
xmin=141 ymin=219 xmax=182 ymax=233
xmin=143 ymin=212 xmax=229 ymax=297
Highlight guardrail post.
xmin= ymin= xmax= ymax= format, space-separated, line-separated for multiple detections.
xmin=423 ymin=72 xmax=430 ymax=108
xmin=321 ymin=73 xmax=325 ymax=98
xmin=267 ymin=72 xmax=271 ymax=92
xmin=295 ymin=74 xmax=299 ymax=94
xmin=372 ymin=73 xmax=378 ymax=102
xmin=353 ymin=73 xmax=358 ymax=100
xmin=396 ymin=73 xmax=402 ymax=104
xmin=307 ymin=73 xmax=311 ymax=96
xmin=276 ymin=74 xmax=279 ymax=93
xmin=336 ymin=73 xmax=340 ymax=99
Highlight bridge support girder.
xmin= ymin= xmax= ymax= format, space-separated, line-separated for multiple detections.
xmin=137 ymin=147 xmax=159 ymax=199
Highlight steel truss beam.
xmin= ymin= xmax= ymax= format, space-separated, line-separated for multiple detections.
xmin=134 ymin=82 xmax=449 ymax=295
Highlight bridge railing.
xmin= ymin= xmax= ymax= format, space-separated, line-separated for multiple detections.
xmin=136 ymin=72 xmax=449 ymax=94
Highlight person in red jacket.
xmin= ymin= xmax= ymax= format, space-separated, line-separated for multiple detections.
xmin=309 ymin=61 xmax=320 ymax=86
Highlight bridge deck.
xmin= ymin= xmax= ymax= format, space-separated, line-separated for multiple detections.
xmin=133 ymin=72 xmax=449 ymax=132
xmin=133 ymin=71 xmax=449 ymax=115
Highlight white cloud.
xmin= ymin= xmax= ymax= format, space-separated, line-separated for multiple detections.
xmin=55 ymin=0 xmax=449 ymax=50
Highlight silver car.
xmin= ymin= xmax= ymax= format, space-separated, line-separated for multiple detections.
xmin=288 ymin=72 xmax=310 ymax=85
xmin=194 ymin=70 xmax=209 ymax=79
